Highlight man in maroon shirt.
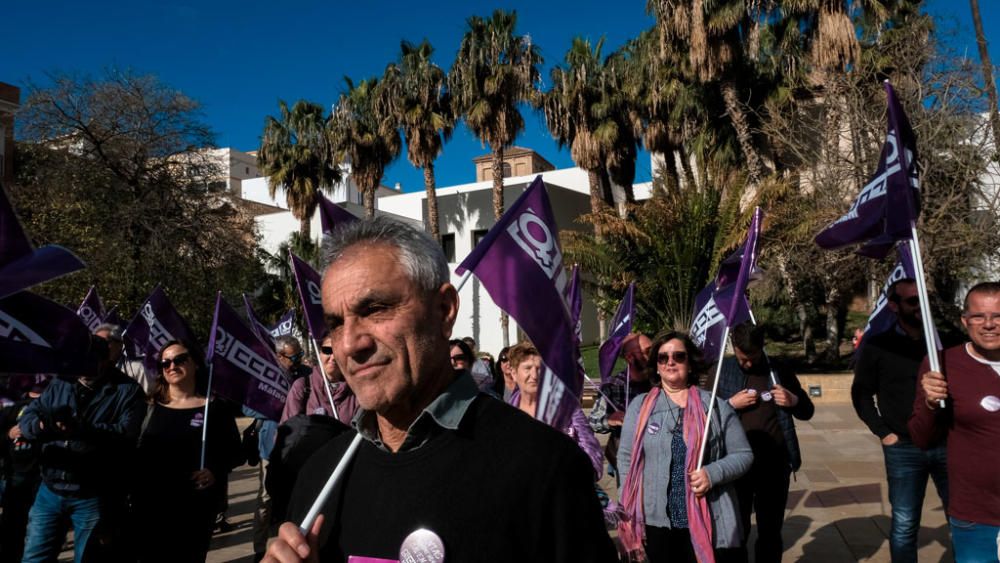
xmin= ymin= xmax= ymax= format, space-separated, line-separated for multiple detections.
xmin=910 ymin=281 xmax=1000 ymax=563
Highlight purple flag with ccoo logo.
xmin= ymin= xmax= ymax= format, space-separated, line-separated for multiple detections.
xmin=290 ymin=253 xmax=326 ymax=349
xmin=0 ymin=291 xmax=94 ymax=374
xmin=77 ymin=286 xmax=107 ymax=333
xmin=815 ymin=82 xmax=920 ymax=259
xmin=207 ymin=293 xmax=290 ymax=421
xmin=123 ymin=286 xmax=199 ymax=374
xmin=243 ymin=294 xmax=277 ymax=352
xmin=456 ymin=176 xmax=580 ymax=429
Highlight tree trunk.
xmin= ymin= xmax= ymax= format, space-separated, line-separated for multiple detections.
xmin=679 ymin=148 xmax=698 ymax=191
xmin=823 ymin=282 xmax=842 ymax=362
xmin=362 ymin=184 xmax=376 ymax=218
xmin=587 ymin=169 xmax=606 ymax=238
xmin=720 ymin=80 xmax=765 ymax=208
xmin=660 ymin=149 xmax=681 ymax=194
xmin=970 ymin=0 xmax=1000 ymax=157
xmin=492 ymin=145 xmax=509 ymax=347
xmin=777 ymin=253 xmax=815 ymax=361
xmin=424 ymin=162 xmax=440 ymax=242
xmin=299 ymin=216 xmax=311 ymax=240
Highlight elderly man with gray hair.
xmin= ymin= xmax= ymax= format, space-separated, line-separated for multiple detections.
xmin=264 ymin=216 xmax=614 ymax=562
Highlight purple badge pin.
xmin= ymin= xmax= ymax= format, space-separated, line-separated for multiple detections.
xmin=760 ymin=391 xmax=774 ymax=402
xmin=647 ymin=422 xmax=661 ymax=435
xmin=399 ymin=529 xmax=444 ymax=563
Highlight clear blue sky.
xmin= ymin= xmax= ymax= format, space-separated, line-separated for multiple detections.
xmin=3 ymin=0 xmax=997 ymax=192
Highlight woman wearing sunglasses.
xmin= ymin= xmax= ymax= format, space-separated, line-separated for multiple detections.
xmin=280 ymin=331 xmax=358 ymax=424
xmin=617 ymin=331 xmax=752 ymax=563
xmin=130 ymin=340 xmax=242 ymax=563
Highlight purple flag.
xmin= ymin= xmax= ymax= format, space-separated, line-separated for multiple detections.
xmin=598 ymin=282 xmax=635 ymax=385
xmin=456 ymin=176 xmax=580 ymax=428
xmin=568 ymin=265 xmax=583 ymax=346
xmin=77 ymin=286 xmax=107 ymax=333
xmin=270 ymin=309 xmax=296 ymax=338
xmin=242 ymin=294 xmax=276 ymax=352
xmin=0 ymin=291 xmax=94 ymax=374
xmin=290 ymin=253 xmax=326 ymax=347
xmin=0 ymin=185 xmax=86 ymax=300
xmin=123 ymin=286 xmax=199 ymax=373
xmin=104 ymin=306 xmax=122 ymax=328
xmin=691 ymin=208 xmax=762 ymax=363
xmin=815 ymin=82 xmax=920 ymax=259
xmin=715 ymin=207 xmax=762 ymax=325
xmin=690 ymin=283 xmax=727 ymax=364
xmin=318 ymin=193 xmax=359 ymax=236
xmin=207 ymin=294 xmax=290 ymax=421
xmin=862 ymin=241 xmax=941 ymax=348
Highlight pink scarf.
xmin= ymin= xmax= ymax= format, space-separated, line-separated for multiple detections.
xmin=618 ymin=387 xmax=715 ymax=563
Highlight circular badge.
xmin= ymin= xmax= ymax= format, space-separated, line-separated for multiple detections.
xmin=746 ymin=389 xmax=757 ymax=397
xmin=399 ymin=529 xmax=445 ymax=563
xmin=647 ymin=422 xmax=661 ymax=435
xmin=760 ymin=391 xmax=774 ymax=402
xmin=980 ymin=395 xmax=1000 ymax=413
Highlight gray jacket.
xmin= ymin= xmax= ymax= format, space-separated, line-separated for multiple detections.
xmin=618 ymin=388 xmax=753 ymax=548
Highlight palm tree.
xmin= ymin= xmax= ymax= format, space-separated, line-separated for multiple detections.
xmin=543 ymin=37 xmax=616 ymax=231
xmin=450 ymin=9 xmax=542 ymax=222
xmin=450 ymin=9 xmax=541 ymax=347
xmin=258 ymin=100 xmax=342 ymax=238
xmin=385 ymin=39 xmax=454 ymax=241
xmin=328 ymin=77 xmax=401 ymax=218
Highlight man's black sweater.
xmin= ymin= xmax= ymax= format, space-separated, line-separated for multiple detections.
xmin=852 ymin=328 xmax=930 ymax=441
xmin=287 ymin=395 xmax=617 ymax=562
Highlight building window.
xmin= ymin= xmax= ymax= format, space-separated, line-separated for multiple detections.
xmin=441 ymin=233 xmax=456 ymax=262
xmin=472 ymin=229 xmax=488 ymax=249
xmin=502 ymin=163 xmax=512 ymax=178
xmin=245 ymin=166 xmax=250 ymax=175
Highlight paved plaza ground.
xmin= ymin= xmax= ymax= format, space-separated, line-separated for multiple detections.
xmin=49 ymin=397 xmax=952 ymax=562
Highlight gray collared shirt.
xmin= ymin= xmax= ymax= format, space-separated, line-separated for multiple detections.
xmin=351 ymin=370 xmax=479 ymax=452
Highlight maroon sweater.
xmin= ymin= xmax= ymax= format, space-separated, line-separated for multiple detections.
xmin=910 ymin=344 xmax=1000 ymax=525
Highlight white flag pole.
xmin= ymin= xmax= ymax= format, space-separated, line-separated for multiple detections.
xmin=454 ymin=270 xmax=473 ymax=293
xmin=311 ymin=339 xmax=339 ymax=422
xmin=199 ymin=364 xmax=214 ymax=469
xmin=299 ymin=432 xmax=363 ymax=534
xmin=697 ymin=324 xmax=731 ymax=470
xmin=906 ymin=231 xmax=945 ymax=408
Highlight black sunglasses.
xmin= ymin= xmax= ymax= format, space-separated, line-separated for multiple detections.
xmin=901 ymin=296 xmax=920 ymax=307
xmin=160 ymin=352 xmax=191 ymax=369
xmin=656 ymin=351 xmax=688 ymax=365
xmin=320 ymin=346 xmax=333 ymax=355
xmin=450 ymin=354 xmax=468 ymax=363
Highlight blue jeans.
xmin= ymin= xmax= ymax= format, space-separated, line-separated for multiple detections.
xmin=21 ymin=483 xmax=102 ymax=563
xmin=882 ymin=441 xmax=948 ymax=563
xmin=950 ymin=517 xmax=1000 ymax=563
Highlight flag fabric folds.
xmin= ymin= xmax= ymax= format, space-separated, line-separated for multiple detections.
xmin=456 ymin=176 xmax=580 ymax=429
xmin=568 ymin=265 xmax=583 ymax=347
xmin=290 ymin=253 xmax=326 ymax=348
xmin=0 ymin=291 xmax=94 ymax=374
xmin=77 ymin=286 xmax=107 ymax=333
xmin=862 ymin=241 xmax=941 ymax=348
xmin=598 ymin=282 xmax=635 ymax=385
xmin=691 ymin=208 xmax=762 ymax=363
xmin=318 ymin=193 xmax=359 ymax=236
xmin=243 ymin=294 xmax=277 ymax=352
xmin=0 ymin=184 xmax=86 ymax=300
xmin=207 ymin=294 xmax=290 ymax=421
xmin=270 ymin=309 xmax=296 ymax=338
xmin=814 ymin=82 xmax=920 ymax=259
xmin=123 ymin=286 xmax=199 ymax=374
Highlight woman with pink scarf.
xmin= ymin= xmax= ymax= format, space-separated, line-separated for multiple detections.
xmin=617 ymin=331 xmax=752 ymax=562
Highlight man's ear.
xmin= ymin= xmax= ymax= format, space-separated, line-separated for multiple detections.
xmin=437 ymin=283 xmax=460 ymax=340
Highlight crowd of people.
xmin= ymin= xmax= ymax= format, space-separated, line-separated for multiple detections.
xmin=1 ymin=216 xmax=999 ymax=563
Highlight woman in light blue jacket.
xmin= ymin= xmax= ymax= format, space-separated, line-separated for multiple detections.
xmin=617 ymin=331 xmax=753 ymax=563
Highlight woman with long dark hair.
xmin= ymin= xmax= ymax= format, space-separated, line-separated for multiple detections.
xmin=130 ymin=340 xmax=242 ymax=563
xmin=617 ymin=331 xmax=753 ymax=563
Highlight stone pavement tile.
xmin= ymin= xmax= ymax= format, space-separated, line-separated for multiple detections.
xmin=793 ymin=518 xmax=861 ymax=562
xmin=834 ymin=516 xmax=889 ymax=559
xmin=803 ymin=468 xmax=839 ymax=483
xmin=825 ymin=461 xmax=885 ymax=479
